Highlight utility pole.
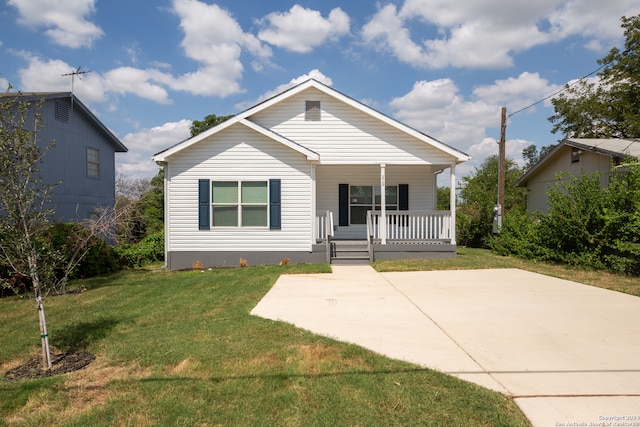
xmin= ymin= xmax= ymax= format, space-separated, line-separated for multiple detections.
xmin=494 ymin=107 xmax=506 ymax=233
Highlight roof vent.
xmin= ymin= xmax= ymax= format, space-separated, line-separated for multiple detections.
xmin=305 ymin=101 xmax=321 ymax=121
xmin=55 ymin=100 xmax=70 ymax=122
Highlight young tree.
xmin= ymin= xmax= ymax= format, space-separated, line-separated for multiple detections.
xmin=549 ymin=15 xmax=640 ymax=138
xmin=0 ymin=92 xmax=57 ymax=368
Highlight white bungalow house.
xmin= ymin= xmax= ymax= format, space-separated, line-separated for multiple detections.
xmin=153 ymin=79 xmax=469 ymax=269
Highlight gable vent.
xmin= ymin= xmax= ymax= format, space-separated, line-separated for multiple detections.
xmin=305 ymin=100 xmax=321 ymax=121
xmin=55 ymin=100 xmax=70 ymax=122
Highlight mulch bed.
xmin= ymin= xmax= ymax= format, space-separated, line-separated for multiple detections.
xmin=4 ymin=351 xmax=96 ymax=381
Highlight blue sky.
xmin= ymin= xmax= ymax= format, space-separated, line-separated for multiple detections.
xmin=1 ymin=0 xmax=638 ymax=183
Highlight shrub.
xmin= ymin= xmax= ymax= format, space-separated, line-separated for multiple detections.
xmin=492 ymin=162 xmax=640 ymax=276
xmin=115 ymin=231 xmax=164 ymax=268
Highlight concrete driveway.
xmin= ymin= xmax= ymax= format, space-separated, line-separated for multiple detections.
xmin=251 ymin=266 xmax=640 ymax=427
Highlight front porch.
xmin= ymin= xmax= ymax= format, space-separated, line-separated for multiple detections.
xmin=315 ymin=210 xmax=456 ymax=263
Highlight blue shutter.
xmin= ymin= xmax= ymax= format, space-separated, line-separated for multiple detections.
xmin=399 ymin=184 xmax=409 ymax=210
xmin=198 ymin=179 xmax=210 ymax=229
xmin=339 ymin=184 xmax=349 ymax=226
xmin=269 ymin=179 xmax=281 ymax=230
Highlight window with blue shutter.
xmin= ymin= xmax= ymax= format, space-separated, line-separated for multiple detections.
xmin=198 ymin=179 xmax=210 ymax=229
xmin=269 ymin=179 xmax=281 ymax=230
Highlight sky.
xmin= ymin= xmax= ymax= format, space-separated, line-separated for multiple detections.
xmin=1 ymin=0 xmax=638 ymax=184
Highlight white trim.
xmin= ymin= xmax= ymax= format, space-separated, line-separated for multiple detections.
xmin=449 ymin=164 xmax=456 ymax=245
xmin=153 ymin=79 xmax=469 ymax=164
xmin=380 ymin=164 xmax=387 ymax=245
xmin=239 ymin=119 xmax=319 ymax=160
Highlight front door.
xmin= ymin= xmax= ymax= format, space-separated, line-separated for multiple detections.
xmin=335 ymin=184 xmax=398 ymax=239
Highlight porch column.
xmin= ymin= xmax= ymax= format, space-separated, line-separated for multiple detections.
xmin=449 ymin=163 xmax=456 ymax=245
xmin=380 ymin=163 xmax=386 ymax=245
xmin=311 ymin=163 xmax=317 ymax=247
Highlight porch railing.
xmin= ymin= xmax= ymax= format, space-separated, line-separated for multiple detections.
xmin=367 ymin=210 xmax=452 ymax=242
xmin=315 ymin=210 xmax=334 ymax=241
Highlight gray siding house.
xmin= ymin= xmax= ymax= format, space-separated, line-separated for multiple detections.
xmin=1 ymin=92 xmax=128 ymax=221
xmin=518 ymin=138 xmax=640 ymax=213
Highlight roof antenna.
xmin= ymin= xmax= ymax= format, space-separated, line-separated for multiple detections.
xmin=61 ymin=66 xmax=90 ymax=109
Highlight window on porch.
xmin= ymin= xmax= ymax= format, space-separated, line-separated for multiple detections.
xmin=350 ymin=185 xmax=397 ymax=224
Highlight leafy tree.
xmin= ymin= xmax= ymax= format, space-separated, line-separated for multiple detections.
xmin=190 ymin=113 xmax=234 ymax=137
xmin=522 ymin=143 xmax=556 ymax=173
xmin=457 ymin=155 xmax=526 ymax=247
xmin=116 ymin=169 xmax=164 ymax=243
xmin=0 ymin=92 xmax=57 ymax=368
xmin=549 ymin=15 xmax=640 ymax=138
xmin=436 ymin=187 xmax=451 ymax=210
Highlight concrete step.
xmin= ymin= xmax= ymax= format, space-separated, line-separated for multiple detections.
xmin=331 ymin=240 xmax=369 ymax=263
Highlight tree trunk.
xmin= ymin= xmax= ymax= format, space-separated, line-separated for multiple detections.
xmin=36 ymin=294 xmax=52 ymax=370
xmin=29 ymin=252 xmax=52 ymax=370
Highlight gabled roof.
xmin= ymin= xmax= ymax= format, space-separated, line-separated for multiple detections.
xmin=0 ymin=92 xmax=128 ymax=153
xmin=518 ymin=138 xmax=640 ymax=186
xmin=153 ymin=79 xmax=469 ymax=163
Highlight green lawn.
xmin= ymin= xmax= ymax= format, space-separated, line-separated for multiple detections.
xmin=374 ymin=247 xmax=640 ymax=297
xmin=0 ymin=262 xmax=530 ymax=426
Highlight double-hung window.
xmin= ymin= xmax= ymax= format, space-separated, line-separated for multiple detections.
xmin=211 ymin=181 xmax=268 ymax=227
xmin=87 ymin=147 xmax=100 ymax=179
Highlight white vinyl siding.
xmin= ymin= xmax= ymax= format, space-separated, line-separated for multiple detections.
xmin=249 ymin=88 xmax=455 ymax=166
xmin=165 ymin=125 xmax=313 ymax=252
xmin=315 ymin=164 xmax=435 ymax=215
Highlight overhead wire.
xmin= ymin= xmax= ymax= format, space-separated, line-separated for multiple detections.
xmin=507 ymin=63 xmax=608 ymax=118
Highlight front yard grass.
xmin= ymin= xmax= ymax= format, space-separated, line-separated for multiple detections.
xmin=374 ymin=247 xmax=640 ymax=297
xmin=0 ymin=263 xmax=530 ymax=426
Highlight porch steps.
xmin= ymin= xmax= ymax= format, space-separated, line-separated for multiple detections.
xmin=330 ymin=240 xmax=370 ymax=265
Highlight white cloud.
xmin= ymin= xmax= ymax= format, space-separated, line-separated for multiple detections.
xmin=258 ymin=5 xmax=350 ymax=53
xmin=362 ymin=0 xmax=639 ymax=69
xmin=547 ymin=0 xmax=640 ymax=49
xmin=18 ymin=56 xmax=108 ymax=104
xmin=362 ymin=4 xmax=430 ymax=67
xmin=235 ymin=69 xmax=333 ymax=110
xmin=104 ymin=67 xmax=171 ymax=104
xmin=472 ymin=72 xmax=563 ymax=113
xmin=14 ymin=0 xmax=279 ymax=106
xmin=117 ymin=119 xmax=193 ymax=179
xmin=389 ymin=73 xmax=561 ymax=174
xmin=171 ymin=0 xmax=273 ymax=97
xmin=8 ymin=0 xmax=103 ymax=48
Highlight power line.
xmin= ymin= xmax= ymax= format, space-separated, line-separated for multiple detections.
xmin=507 ymin=63 xmax=607 ymax=118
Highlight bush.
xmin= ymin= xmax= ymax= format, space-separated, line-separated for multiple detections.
xmin=491 ymin=162 xmax=640 ymax=276
xmin=46 ymin=223 xmax=120 ymax=279
xmin=115 ymin=231 xmax=164 ymax=268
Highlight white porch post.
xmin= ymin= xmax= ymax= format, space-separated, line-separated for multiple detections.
xmin=380 ymin=163 xmax=386 ymax=245
xmin=449 ymin=163 xmax=456 ymax=245
xmin=311 ymin=164 xmax=317 ymax=246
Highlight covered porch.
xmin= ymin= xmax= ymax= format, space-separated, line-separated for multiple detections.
xmin=312 ymin=162 xmax=458 ymax=263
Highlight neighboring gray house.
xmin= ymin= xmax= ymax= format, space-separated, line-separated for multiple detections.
xmin=153 ymin=79 xmax=469 ymax=269
xmin=518 ymin=138 xmax=640 ymax=213
xmin=0 ymin=92 xmax=128 ymax=221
